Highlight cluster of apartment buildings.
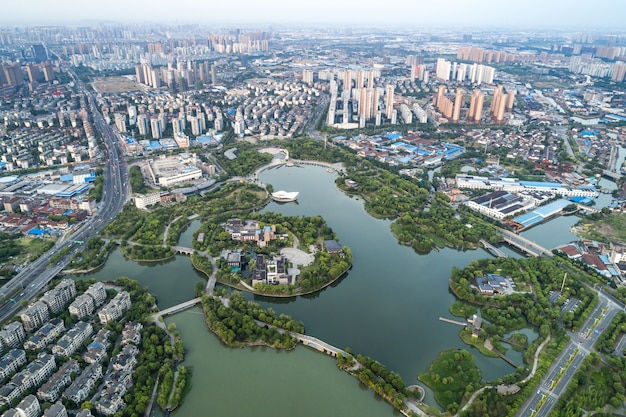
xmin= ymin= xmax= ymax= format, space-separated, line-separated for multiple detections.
xmin=0 ymin=125 xmax=97 ymax=171
xmin=0 ymin=279 xmax=137 ymax=416
xmin=20 ymin=280 xmax=131 ymax=331
xmin=228 ymin=79 xmax=320 ymax=138
xmin=0 ymin=60 xmax=55 ymax=98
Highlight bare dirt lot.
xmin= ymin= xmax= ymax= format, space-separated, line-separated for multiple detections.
xmin=91 ymin=76 xmax=140 ymax=93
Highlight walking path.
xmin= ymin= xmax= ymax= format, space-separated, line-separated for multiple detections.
xmin=163 ymin=215 xmax=183 ymax=246
xmin=521 ymin=335 xmax=551 ymax=384
xmin=455 ymin=334 xmax=552 ymax=416
xmin=143 ymin=375 xmax=160 ymax=417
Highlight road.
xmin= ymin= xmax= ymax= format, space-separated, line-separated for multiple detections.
xmin=0 ymin=62 xmax=128 ymax=323
xmin=305 ymin=94 xmax=329 ymax=141
xmin=517 ymin=291 xmax=621 ymax=417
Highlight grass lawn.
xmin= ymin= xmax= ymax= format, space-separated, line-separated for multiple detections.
xmin=575 ymin=213 xmax=626 ymax=242
xmin=459 ymin=329 xmax=499 ymax=358
xmin=449 ymin=300 xmax=478 ymax=318
xmin=17 ymin=238 xmax=54 ymax=261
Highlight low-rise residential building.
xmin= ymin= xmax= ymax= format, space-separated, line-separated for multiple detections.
xmin=42 ymin=402 xmax=68 ymax=417
xmin=0 ymin=322 xmax=26 ymax=349
xmin=98 ymin=291 xmax=131 ymax=324
xmin=110 ymin=344 xmax=138 ymax=372
xmin=63 ymin=363 xmax=102 ymax=404
xmin=84 ymin=281 xmax=107 ymax=307
xmin=75 ymin=409 xmax=94 ymax=417
xmin=37 ymin=359 xmax=79 ymax=403
xmin=95 ymin=390 xmax=125 ymax=416
xmin=20 ymin=301 xmax=49 ymax=332
xmin=121 ymin=322 xmax=142 ymax=345
xmin=52 ymin=321 xmax=93 ymax=357
xmin=10 ymin=352 xmax=56 ymax=393
xmin=24 ymin=318 xmax=65 ymax=350
xmin=96 ymin=370 xmax=133 ymax=415
xmin=41 ymin=279 xmax=76 ymax=314
xmin=83 ymin=329 xmax=110 ymax=365
xmin=0 ymin=383 xmax=23 ymax=407
xmin=0 ymin=350 xmax=26 ymax=382
xmin=2 ymin=394 xmax=40 ymax=417
xmin=68 ymin=294 xmax=95 ymax=319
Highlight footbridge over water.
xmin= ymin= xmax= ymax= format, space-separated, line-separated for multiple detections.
xmin=173 ymin=246 xmax=195 ymax=255
xmin=293 ymin=333 xmax=347 ymax=357
xmin=155 ymin=297 xmax=202 ymax=317
xmin=499 ymin=229 xmax=553 ymax=257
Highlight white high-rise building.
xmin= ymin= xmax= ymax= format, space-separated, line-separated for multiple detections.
xmin=436 ymin=58 xmax=451 ymax=81
xmin=302 ymin=69 xmax=314 ymax=84
xmin=114 ymin=113 xmax=126 ymax=133
xmin=137 ymin=114 xmax=150 ymax=136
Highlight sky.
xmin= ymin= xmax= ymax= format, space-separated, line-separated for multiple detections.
xmin=1 ymin=0 xmax=626 ymax=29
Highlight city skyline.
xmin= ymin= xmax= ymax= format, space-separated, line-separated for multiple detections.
xmin=2 ymin=0 xmax=626 ymax=29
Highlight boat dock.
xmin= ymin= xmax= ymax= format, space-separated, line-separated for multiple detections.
xmin=439 ymin=317 xmax=468 ymax=327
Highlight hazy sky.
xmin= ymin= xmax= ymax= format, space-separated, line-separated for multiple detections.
xmin=2 ymin=0 xmax=625 ymax=29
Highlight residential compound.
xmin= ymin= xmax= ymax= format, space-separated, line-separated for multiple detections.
xmin=0 ymin=278 xmax=138 ymax=416
xmin=20 ymin=280 xmax=76 ymax=331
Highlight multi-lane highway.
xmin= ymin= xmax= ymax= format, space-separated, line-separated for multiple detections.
xmin=0 ymin=63 xmax=128 ymax=322
xmin=517 ymin=291 xmax=622 ymax=416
